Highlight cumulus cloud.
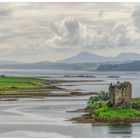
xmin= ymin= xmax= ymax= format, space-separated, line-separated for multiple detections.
xmin=45 ymin=16 xmax=133 ymax=51
xmin=46 ymin=17 xmax=106 ymax=50
xmin=46 ymin=17 xmax=84 ymax=50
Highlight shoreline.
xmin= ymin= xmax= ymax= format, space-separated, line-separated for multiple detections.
xmin=70 ymin=113 xmax=140 ymax=124
xmin=0 ymin=76 xmax=101 ymax=100
xmin=68 ymin=106 xmax=140 ymax=124
xmin=0 ymin=91 xmax=98 ymax=100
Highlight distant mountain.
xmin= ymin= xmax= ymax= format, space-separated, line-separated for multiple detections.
xmin=59 ymin=52 xmax=140 ymax=63
xmin=1 ymin=52 xmax=140 ymax=71
xmin=116 ymin=53 xmax=140 ymax=61
xmin=0 ymin=61 xmax=100 ymax=71
xmin=59 ymin=52 xmax=110 ymax=63
xmin=0 ymin=61 xmax=23 ymax=65
xmin=97 ymin=61 xmax=140 ymax=71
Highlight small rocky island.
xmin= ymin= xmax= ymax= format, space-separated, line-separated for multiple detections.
xmin=71 ymin=81 xmax=140 ymax=124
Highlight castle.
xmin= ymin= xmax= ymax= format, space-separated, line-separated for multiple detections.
xmin=108 ymin=81 xmax=132 ymax=108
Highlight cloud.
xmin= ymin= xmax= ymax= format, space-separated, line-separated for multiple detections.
xmin=0 ymin=3 xmax=138 ymax=62
xmin=112 ymin=23 xmax=127 ymax=35
xmin=45 ymin=16 xmax=133 ymax=52
xmin=46 ymin=17 xmax=82 ymax=50
xmin=0 ymin=9 xmax=10 ymax=18
xmin=98 ymin=10 xmax=104 ymax=18
xmin=132 ymin=5 xmax=140 ymax=31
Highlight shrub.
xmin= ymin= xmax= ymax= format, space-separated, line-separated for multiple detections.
xmin=88 ymin=91 xmax=109 ymax=104
xmin=98 ymin=91 xmax=109 ymax=101
xmin=107 ymin=101 xmax=113 ymax=107
xmin=11 ymin=86 xmax=18 ymax=89
xmin=88 ymin=102 xmax=107 ymax=109
xmin=0 ymin=75 xmax=6 ymax=78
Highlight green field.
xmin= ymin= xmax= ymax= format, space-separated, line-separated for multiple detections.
xmin=0 ymin=76 xmax=43 ymax=89
xmin=93 ymin=107 xmax=140 ymax=120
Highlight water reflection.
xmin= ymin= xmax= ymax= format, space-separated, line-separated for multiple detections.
xmin=108 ymin=124 xmax=132 ymax=138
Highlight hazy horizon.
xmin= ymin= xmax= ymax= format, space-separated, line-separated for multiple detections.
xmin=0 ymin=3 xmax=140 ymax=62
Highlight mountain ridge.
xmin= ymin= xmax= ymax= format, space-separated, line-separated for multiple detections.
xmin=0 ymin=61 xmax=24 ymax=65
xmin=58 ymin=52 xmax=140 ymax=63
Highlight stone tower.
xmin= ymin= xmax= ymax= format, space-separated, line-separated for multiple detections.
xmin=108 ymin=81 xmax=132 ymax=108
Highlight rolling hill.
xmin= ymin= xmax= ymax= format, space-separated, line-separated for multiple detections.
xmin=97 ymin=61 xmax=140 ymax=71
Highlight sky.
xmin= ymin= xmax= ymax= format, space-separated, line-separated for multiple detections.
xmin=0 ymin=2 xmax=140 ymax=62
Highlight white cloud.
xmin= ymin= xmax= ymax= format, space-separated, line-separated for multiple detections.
xmin=46 ymin=17 xmax=86 ymax=50
xmin=0 ymin=3 xmax=138 ymax=62
xmin=45 ymin=16 xmax=135 ymax=52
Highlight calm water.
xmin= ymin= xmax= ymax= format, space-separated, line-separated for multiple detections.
xmin=0 ymin=97 xmax=140 ymax=138
xmin=0 ymin=69 xmax=139 ymax=137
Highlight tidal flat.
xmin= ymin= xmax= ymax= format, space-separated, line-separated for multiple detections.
xmin=0 ymin=75 xmax=98 ymax=99
xmin=0 ymin=69 xmax=140 ymax=137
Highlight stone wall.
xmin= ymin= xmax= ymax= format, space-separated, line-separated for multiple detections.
xmin=108 ymin=81 xmax=132 ymax=108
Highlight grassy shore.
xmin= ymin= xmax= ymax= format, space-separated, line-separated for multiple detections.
xmin=88 ymin=101 xmax=140 ymax=120
xmin=0 ymin=75 xmax=98 ymax=97
xmin=93 ymin=107 xmax=140 ymax=120
xmin=0 ymin=76 xmax=43 ymax=89
xmin=0 ymin=76 xmax=59 ymax=95
xmin=71 ymin=98 xmax=140 ymax=124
